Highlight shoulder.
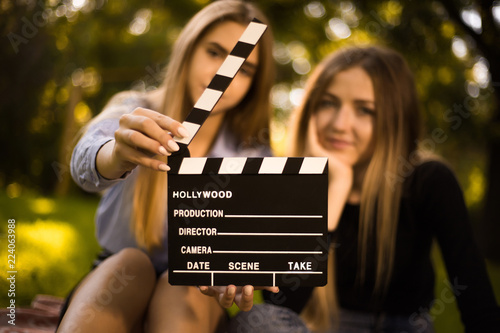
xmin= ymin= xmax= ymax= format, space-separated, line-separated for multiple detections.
xmin=409 ymin=160 xmax=458 ymax=185
xmin=83 ymin=91 xmax=152 ymax=134
xmin=404 ymin=159 xmax=464 ymax=208
xmin=90 ymin=91 xmax=152 ymax=125
xmin=211 ymin=124 xmax=272 ymax=157
xmin=104 ymin=90 xmax=150 ymax=110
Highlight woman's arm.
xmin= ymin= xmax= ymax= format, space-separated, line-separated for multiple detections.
xmin=70 ymin=92 xmax=188 ymax=191
xmin=306 ymin=117 xmax=353 ymax=231
xmin=95 ymin=107 xmax=187 ymax=179
xmin=418 ymin=161 xmax=500 ymax=330
xmin=71 ymin=116 xmax=126 ymax=193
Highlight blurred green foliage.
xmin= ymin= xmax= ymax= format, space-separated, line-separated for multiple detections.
xmin=1 ymin=0 xmax=498 ymax=202
xmin=1 ymin=1 xmax=499 ymax=331
xmin=0 ymin=191 xmax=100 ymax=305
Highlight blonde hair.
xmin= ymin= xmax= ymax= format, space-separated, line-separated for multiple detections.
xmin=289 ymin=46 xmax=422 ymax=330
xmin=132 ymin=0 xmax=275 ymax=251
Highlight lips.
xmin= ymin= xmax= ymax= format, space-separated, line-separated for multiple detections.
xmin=325 ymin=137 xmax=353 ymax=149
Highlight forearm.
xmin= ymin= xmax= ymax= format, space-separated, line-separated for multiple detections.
xmin=96 ymin=140 xmax=133 ymax=180
xmin=70 ymin=118 xmax=129 ymax=192
xmin=71 ymin=91 xmax=160 ymax=191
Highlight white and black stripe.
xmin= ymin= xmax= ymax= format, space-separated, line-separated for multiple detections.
xmin=169 ymin=157 xmax=328 ymax=175
xmin=173 ymin=19 xmax=267 ymax=147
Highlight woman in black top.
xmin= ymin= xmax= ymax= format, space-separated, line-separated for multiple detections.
xmin=230 ymin=46 xmax=500 ymax=332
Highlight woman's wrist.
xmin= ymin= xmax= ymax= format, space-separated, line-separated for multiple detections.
xmin=96 ymin=140 xmax=134 ymax=180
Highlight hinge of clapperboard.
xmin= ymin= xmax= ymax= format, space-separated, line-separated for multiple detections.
xmin=168 ymin=18 xmax=267 ymax=171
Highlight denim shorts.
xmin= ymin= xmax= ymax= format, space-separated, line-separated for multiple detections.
xmin=229 ymin=303 xmax=434 ymax=333
xmin=229 ymin=303 xmax=310 ymax=333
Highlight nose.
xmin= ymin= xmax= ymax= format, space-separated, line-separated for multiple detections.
xmin=205 ymin=68 xmax=219 ymax=88
xmin=203 ymin=61 xmax=223 ymax=88
xmin=330 ymin=105 xmax=351 ymax=132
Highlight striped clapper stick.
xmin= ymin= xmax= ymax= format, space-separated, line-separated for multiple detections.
xmin=167 ymin=19 xmax=329 ymax=287
xmin=172 ymin=18 xmax=267 ymax=149
xmin=168 ymin=157 xmax=329 ymax=287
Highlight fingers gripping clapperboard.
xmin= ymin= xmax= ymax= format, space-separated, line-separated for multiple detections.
xmin=168 ymin=19 xmax=328 ymax=287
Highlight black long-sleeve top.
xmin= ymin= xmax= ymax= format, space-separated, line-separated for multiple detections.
xmin=265 ymin=161 xmax=500 ymax=331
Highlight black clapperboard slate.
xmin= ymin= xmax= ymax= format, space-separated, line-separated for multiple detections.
xmin=167 ymin=19 xmax=328 ymax=287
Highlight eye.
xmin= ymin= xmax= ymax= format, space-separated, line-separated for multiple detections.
xmin=239 ymin=65 xmax=255 ymax=78
xmin=206 ymin=47 xmax=223 ymax=58
xmin=318 ymin=99 xmax=338 ymax=109
xmin=358 ymin=107 xmax=375 ymax=116
xmin=239 ymin=67 xmax=249 ymax=76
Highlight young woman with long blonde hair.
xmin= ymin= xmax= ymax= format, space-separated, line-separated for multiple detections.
xmin=58 ymin=1 xmax=278 ymax=332
xmin=231 ymin=46 xmax=500 ymax=332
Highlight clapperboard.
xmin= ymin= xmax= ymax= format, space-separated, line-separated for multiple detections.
xmin=167 ymin=19 xmax=328 ymax=287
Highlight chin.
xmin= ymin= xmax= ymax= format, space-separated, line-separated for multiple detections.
xmin=211 ymin=104 xmax=232 ymax=115
xmin=209 ymin=109 xmax=226 ymax=116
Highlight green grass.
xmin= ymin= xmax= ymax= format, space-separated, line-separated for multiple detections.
xmin=0 ymin=191 xmax=101 ymax=306
xmin=0 ymin=191 xmax=498 ymax=332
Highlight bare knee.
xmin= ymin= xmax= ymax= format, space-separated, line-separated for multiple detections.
xmin=146 ymin=274 xmax=226 ymax=332
xmin=58 ymin=249 xmax=156 ymax=332
xmin=112 ymin=248 xmax=156 ymax=284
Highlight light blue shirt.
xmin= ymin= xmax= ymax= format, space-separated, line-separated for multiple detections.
xmin=70 ymin=93 xmax=272 ymax=273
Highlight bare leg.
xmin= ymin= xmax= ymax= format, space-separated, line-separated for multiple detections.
xmin=146 ymin=272 xmax=227 ymax=333
xmin=58 ymin=248 xmax=156 ymax=333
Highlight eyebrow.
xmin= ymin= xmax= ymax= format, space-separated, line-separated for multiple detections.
xmin=323 ymin=92 xmax=375 ymax=105
xmin=207 ymin=42 xmax=229 ymax=56
xmin=207 ymin=41 xmax=258 ymax=70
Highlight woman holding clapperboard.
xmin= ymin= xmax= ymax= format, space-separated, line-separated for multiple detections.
xmin=230 ymin=46 xmax=500 ymax=332
xmin=58 ymin=1 xmax=279 ymax=332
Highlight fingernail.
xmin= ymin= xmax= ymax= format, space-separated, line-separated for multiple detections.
xmin=177 ymin=126 xmax=190 ymax=138
xmin=158 ymin=146 xmax=168 ymax=156
xmin=199 ymin=286 xmax=208 ymax=292
xmin=159 ymin=164 xmax=170 ymax=172
xmin=167 ymin=140 xmax=179 ymax=152
xmin=274 ymin=287 xmax=280 ymax=293
xmin=228 ymin=287 xmax=235 ymax=296
xmin=244 ymin=286 xmax=253 ymax=296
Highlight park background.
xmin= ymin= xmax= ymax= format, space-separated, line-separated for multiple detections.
xmin=1 ymin=0 xmax=499 ymax=331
